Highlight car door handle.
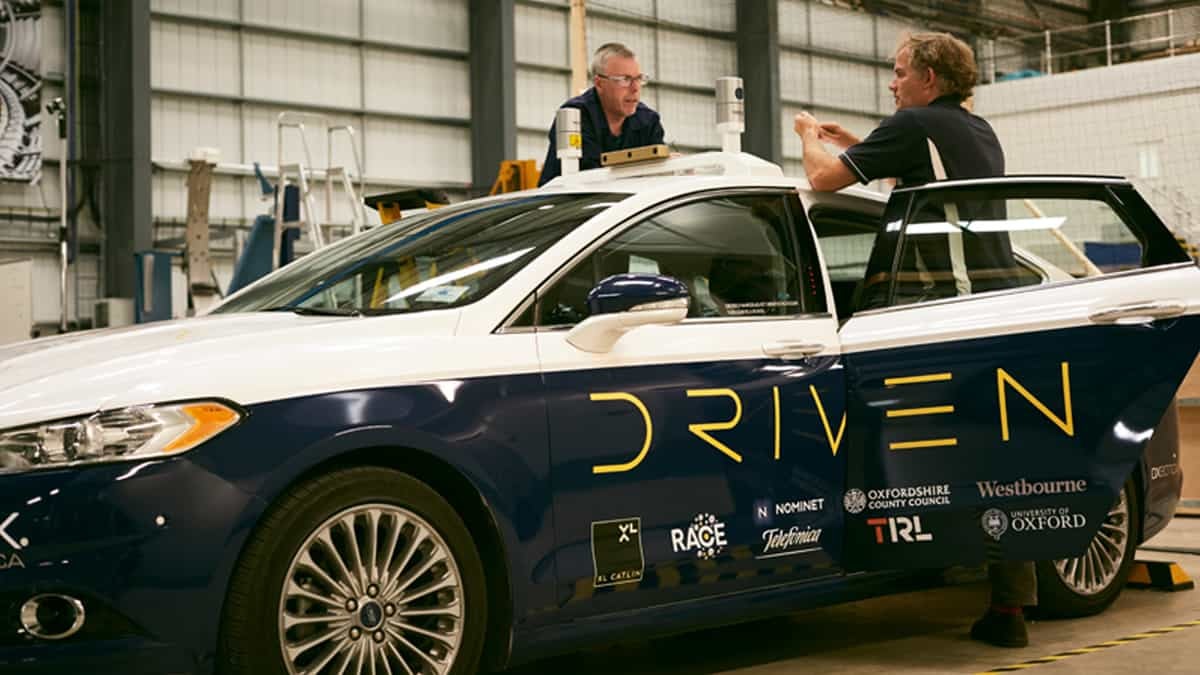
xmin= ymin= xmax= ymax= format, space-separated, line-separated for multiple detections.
xmin=762 ymin=341 xmax=825 ymax=358
xmin=1089 ymin=300 xmax=1188 ymax=324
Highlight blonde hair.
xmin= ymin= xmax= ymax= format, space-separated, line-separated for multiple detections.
xmin=591 ymin=43 xmax=636 ymax=78
xmin=896 ymin=32 xmax=978 ymax=99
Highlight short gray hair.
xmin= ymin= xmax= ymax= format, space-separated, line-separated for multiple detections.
xmin=591 ymin=42 xmax=636 ymax=78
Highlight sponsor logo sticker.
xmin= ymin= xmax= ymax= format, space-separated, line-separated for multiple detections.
xmin=843 ymin=489 xmax=867 ymax=515
xmin=976 ymin=478 xmax=1088 ymax=498
xmin=591 ymin=517 xmax=644 ymax=587
xmin=754 ymin=497 xmax=825 ymax=526
xmin=866 ymin=515 xmax=933 ymax=544
xmin=1150 ymin=464 xmax=1179 ymax=481
xmin=982 ymin=508 xmax=1009 ymax=541
xmin=670 ymin=513 xmax=728 ymax=560
xmin=758 ymin=526 xmax=822 ymax=559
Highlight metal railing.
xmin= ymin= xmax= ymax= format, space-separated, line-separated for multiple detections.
xmin=980 ymin=9 xmax=1200 ymax=82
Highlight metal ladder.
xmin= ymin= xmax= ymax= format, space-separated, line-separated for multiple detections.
xmin=273 ymin=111 xmax=367 ymax=270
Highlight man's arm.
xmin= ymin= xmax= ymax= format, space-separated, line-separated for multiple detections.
xmin=794 ymin=112 xmax=856 ymax=192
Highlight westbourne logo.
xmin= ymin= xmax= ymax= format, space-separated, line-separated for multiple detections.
xmin=670 ymin=513 xmax=728 ymax=560
xmin=843 ymin=489 xmax=867 ymax=514
xmin=982 ymin=508 xmax=1009 ymax=540
xmin=976 ymin=478 xmax=1087 ymax=498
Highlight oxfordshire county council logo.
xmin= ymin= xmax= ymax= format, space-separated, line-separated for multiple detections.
xmin=982 ymin=508 xmax=1009 ymax=541
xmin=843 ymin=489 xmax=866 ymax=515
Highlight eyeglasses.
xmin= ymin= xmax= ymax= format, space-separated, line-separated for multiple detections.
xmin=597 ymin=73 xmax=650 ymax=87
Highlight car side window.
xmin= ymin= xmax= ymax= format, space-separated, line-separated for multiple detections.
xmin=537 ymin=193 xmax=819 ymax=327
xmin=885 ymin=187 xmax=1166 ymax=309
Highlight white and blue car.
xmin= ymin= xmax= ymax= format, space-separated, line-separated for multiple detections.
xmin=0 ymin=152 xmax=1196 ymax=674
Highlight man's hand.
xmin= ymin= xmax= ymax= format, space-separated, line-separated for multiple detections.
xmin=793 ymin=111 xmax=821 ymax=137
xmin=817 ymin=122 xmax=860 ymax=149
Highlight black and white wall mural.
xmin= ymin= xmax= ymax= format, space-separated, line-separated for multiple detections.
xmin=0 ymin=0 xmax=41 ymax=181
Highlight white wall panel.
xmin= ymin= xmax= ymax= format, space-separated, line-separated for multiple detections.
xmin=516 ymin=4 xmax=568 ymax=66
xmin=151 ymin=0 xmax=239 ymax=21
xmin=657 ymin=89 xmax=717 ymax=149
xmin=780 ymin=50 xmax=810 ymax=102
xmin=592 ymin=0 xmax=655 ymax=17
xmin=364 ymin=0 xmax=468 ymax=51
xmin=243 ymin=0 xmax=360 ymax=37
xmin=586 ymin=16 xmax=657 ymax=78
xmin=243 ymin=33 xmax=361 ymax=108
xmin=811 ymin=55 xmax=878 ymax=112
xmin=875 ymin=15 xmax=918 ymax=59
xmin=517 ymin=68 xmax=570 ymax=129
xmin=364 ymin=51 xmax=469 ymax=119
xmin=364 ymin=120 xmax=471 ymax=185
xmin=779 ymin=0 xmax=809 ymax=46
xmin=810 ymin=3 xmax=874 ymax=56
xmin=877 ymin=66 xmax=894 ymax=115
xmin=152 ymin=96 xmax=242 ymax=163
xmin=519 ymin=130 xmax=549 ymax=167
xmin=40 ymin=4 xmax=62 ymax=76
xmin=657 ymin=30 xmax=735 ymax=86
xmin=151 ymin=20 xmax=240 ymax=96
xmin=659 ymin=1 xmax=735 ymax=31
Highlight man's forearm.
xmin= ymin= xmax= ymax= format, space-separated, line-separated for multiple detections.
xmin=800 ymin=128 xmax=849 ymax=191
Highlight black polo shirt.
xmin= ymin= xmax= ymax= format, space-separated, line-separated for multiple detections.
xmin=839 ymin=94 xmax=1004 ymax=186
xmin=537 ymin=87 xmax=665 ymax=186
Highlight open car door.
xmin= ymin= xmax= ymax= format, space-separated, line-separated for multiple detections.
xmin=835 ymin=176 xmax=1200 ymax=570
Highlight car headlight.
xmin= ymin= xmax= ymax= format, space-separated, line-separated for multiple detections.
xmin=0 ymin=401 xmax=242 ymax=474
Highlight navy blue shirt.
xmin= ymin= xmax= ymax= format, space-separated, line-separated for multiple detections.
xmin=839 ymin=95 xmax=1004 ymax=187
xmin=537 ymin=88 xmax=665 ymax=186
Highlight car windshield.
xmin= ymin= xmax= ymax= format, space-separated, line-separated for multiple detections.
xmin=213 ymin=192 xmax=626 ymax=315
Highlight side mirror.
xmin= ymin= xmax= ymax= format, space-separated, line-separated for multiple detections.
xmin=566 ymin=274 xmax=689 ymax=353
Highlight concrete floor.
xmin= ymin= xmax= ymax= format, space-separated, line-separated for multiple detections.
xmin=510 ymin=517 xmax=1200 ymax=675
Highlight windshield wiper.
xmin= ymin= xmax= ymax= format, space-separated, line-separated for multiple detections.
xmin=262 ymin=306 xmax=363 ymax=317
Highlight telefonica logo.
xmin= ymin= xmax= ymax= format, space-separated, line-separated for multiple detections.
xmin=976 ymin=478 xmax=1087 ymax=499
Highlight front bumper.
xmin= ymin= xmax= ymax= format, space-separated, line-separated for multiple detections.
xmin=0 ymin=457 xmax=257 ymax=674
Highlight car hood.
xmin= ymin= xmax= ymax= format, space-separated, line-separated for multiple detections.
xmin=0 ymin=310 xmax=462 ymax=430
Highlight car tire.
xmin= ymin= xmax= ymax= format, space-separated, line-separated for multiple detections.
xmin=1034 ymin=477 xmax=1139 ymax=618
xmin=219 ymin=466 xmax=487 ymax=675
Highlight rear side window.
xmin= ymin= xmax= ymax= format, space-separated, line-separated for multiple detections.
xmin=871 ymin=183 xmax=1189 ymax=310
xmin=536 ymin=192 xmax=825 ymax=327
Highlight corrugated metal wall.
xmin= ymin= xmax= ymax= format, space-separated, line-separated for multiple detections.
xmin=149 ymin=0 xmax=473 ymax=297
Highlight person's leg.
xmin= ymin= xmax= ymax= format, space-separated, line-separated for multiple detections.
xmin=971 ymin=561 xmax=1036 ymax=647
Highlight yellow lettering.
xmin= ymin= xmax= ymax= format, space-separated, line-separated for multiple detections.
xmin=810 ymin=385 xmax=847 ymax=457
xmin=884 ymin=372 xmax=953 ymax=386
xmin=997 ymin=362 xmax=1074 ymax=441
xmin=773 ymin=386 xmax=781 ymax=460
xmin=590 ymin=392 xmax=653 ymax=474
xmin=686 ymin=388 xmax=744 ymax=463
xmin=890 ymin=438 xmax=958 ymax=450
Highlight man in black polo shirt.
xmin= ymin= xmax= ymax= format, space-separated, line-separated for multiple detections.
xmin=537 ymin=43 xmax=665 ymax=186
xmin=794 ymin=32 xmax=1035 ymax=649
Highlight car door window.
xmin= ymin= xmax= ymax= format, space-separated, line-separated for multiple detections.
xmin=873 ymin=183 xmax=1189 ymax=310
xmin=537 ymin=192 xmax=824 ymax=327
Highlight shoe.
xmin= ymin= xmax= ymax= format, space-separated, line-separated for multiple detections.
xmin=970 ymin=610 xmax=1029 ymax=648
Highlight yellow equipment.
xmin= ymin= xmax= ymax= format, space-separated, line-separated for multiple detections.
xmin=490 ymin=160 xmax=540 ymax=195
xmin=363 ymin=189 xmax=450 ymax=225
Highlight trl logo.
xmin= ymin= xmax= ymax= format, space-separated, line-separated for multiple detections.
xmin=866 ymin=515 xmax=933 ymax=544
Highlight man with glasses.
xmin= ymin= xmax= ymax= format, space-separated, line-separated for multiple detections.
xmin=537 ymin=43 xmax=665 ymax=186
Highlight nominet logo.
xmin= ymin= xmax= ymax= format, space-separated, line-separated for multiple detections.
xmin=976 ymin=478 xmax=1087 ymax=498
xmin=754 ymin=497 xmax=825 ymax=526
xmin=866 ymin=515 xmax=933 ymax=544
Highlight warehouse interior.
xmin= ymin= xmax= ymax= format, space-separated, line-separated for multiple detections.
xmin=0 ymin=1 xmax=1199 ymax=673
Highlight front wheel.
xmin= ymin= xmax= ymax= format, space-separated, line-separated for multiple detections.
xmin=220 ymin=467 xmax=488 ymax=675
xmin=1035 ymin=478 xmax=1139 ymax=618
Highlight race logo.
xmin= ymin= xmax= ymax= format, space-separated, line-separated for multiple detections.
xmin=671 ymin=513 xmax=728 ymax=560
xmin=755 ymin=497 xmax=825 ymax=526
xmin=1151 ymin=464 xmax=1180 ymax=481
xmin=866 ymin=515 xmax=933 ymax=544
xmin=758 ymin=526 xmax=822 ymax=559
xmin=863 ymin=485 xmax=951 ymax=511
xmin=843 ymin=489 xmax=867 ymax=515
xmin=591 ymin=517 xmax=644 ymax=587
xmin=976 ymin=478 xmax=1087 ymax=498
xmin=982 ymin=508 xmax=1009 ymax=541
